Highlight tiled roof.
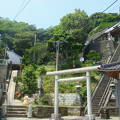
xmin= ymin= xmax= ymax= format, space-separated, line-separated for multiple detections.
xmin=104 ymin=22 xmax=120 ymax=33
xmin=7 ymin=50 xmax=21 ymax=65
xmin=86 ymin=22 xmax=120 ymax=44
xmin=99 ymin=62 xmax=120 ymax=71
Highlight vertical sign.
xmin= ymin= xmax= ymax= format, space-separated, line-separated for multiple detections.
xmin=38 ymin=76 xmax=42 ymax=96
xmin=116 ymin=80 xmax=120 ymax=107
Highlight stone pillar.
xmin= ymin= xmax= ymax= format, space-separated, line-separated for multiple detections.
xmin=51 ymin=75 xmax=61 ymax=120
xmin=27 ymin=104 xmax=32 ymax=118
xmin=85 ymin=72 xmax=95 ymax=120
xmin=38 ymin=76 xmax=42 ymax=96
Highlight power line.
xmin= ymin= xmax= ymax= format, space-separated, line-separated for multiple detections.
xmin=102 ymin=0 xmax=119 ymax=13
xmin=13 ymin=0 xmax=32 ymax=20
xmin=19 ymin=0 xmax=27 ymax=9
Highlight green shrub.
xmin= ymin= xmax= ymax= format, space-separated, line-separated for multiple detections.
xmin=36 ymin=94 xmax=53 ymax=105
xmin=21 ymin=65 xmax=38 ymax=95
xmin=14 ymin=76 xmax=22 ymax=83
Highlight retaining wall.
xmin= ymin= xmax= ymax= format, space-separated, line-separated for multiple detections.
xmin=33 ymin=106 xmax=84 ymax=118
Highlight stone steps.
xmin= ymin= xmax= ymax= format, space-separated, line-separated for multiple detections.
xmin=6 ymin=105 xmax=27 ymax=117
xmin=91 ymin=44 xmax=120 ymax=115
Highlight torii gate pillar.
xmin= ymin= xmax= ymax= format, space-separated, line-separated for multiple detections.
xmin=51 ymin=75 xmax=61 ymax=120
xmin=85 ymin=72 xmax=95 ymax=120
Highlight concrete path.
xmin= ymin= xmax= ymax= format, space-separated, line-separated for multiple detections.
xmin=2 ymin=117 xmax=119 ymax=120
xmin=6 ymin=70 xmax=22 ymax=105
xmin=6 ymin=118 xmax=48 ymax=120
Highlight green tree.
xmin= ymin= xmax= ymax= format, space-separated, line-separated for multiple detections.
xmin=86 ymin=50 xmax=101 ymax=62
xmin=89 ymin=12 xmax=120 ymax=35
xmin=13 ymin=32 xmax=35 ymax=55
xmin=21 ymin=65 xmax=37 ymax=95
xmin=48 ymin=9 xmax=91 ymax=68
xmin=22 ymin=43 xmax=50 ymax=65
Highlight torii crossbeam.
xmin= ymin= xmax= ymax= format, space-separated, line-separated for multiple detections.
xmin=46 ymin=65 xmax=100 ymax=120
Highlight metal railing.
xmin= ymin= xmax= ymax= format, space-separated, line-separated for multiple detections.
xmin=84 ymin=42 xmax=120 ymax=115
xmin=99 ymin=78 xmax=112 ymax=109
xmin=97 ymin=43 xmax=120 ymax=111
xmin=108 ymin=43 xmax=120 ymax=63
xmin=96 ymin=43 xmax=120 ymax=112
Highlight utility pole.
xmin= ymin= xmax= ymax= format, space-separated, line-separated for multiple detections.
xmin=56 ymin=41 xmax=60 ymax=71
xmin=34 ymin=34 xmax=37 ymax=46
xmin=0 ymin=34 xmax=1 ymax=47
xmin=33 ymin=34 xmax=37 ymax=63
xmin=4 ymin=38 xmax=7 ymax=60
xmin=119 ymin=6 xmax=120 ymax=15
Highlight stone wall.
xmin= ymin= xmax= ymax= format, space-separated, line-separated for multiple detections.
xmin=33 ymin=106 xmax=68 ymax=118
xmin=32 ymin=106 xmax=84 ymax=118
xmin=85 ymin=35 xmax=115 ymax=63
xmin=0 ymin=65 xmax=7 ymax=82
xmin=58 ymin=93 xmax=80 ymax=105
xmin=109 ymin=107 xmax=119 ymax=116
xmin=101 ymin=107 xmax=119 ymax=117
xmin=0 ymin=65 xmax=7 ymax=105
xmin=33 ymin=106 xmax=120 ymax=118
xmin=67 ymin=106 xmax=84 ymax=116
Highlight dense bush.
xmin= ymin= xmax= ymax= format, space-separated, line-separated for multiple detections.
xmin=35 ymin=93 xmax=53 ymax=105
xmin=21 ymin=65 xmax=38 ymax=95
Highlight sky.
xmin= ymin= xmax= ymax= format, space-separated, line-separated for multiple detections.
xmin=0 ymin=0 xmax=120 ymax=29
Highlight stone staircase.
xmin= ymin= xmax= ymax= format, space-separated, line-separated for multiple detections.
xmin=91 ymin=75 xmax=111 ymax=115
xmin=4 ymin=70 xmax=28 ymax=117
xmin=85 ymin=43 xmax=120 ymax=116
xmin=6 ymin=105 xmax=27 ymax=117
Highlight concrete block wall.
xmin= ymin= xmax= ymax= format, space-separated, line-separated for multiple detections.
xmin=52 ymin=93 xmax=81 ymax=106
xmin=59 ymin=93 xmax=80 ymax=105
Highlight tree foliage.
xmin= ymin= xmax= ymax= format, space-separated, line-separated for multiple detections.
xmin=22 ymin=43 xmax=50 ymax=65
xmin=0 ymin=10 xmax=120 ymax=96
xmin=89 ymin=12 xmax=120 ymax=35
xmin=21 ymin=65 xmax=38 ymax=95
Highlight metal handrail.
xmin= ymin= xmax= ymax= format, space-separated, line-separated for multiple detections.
xmin=84 ymin=42 xmax=120 ymax=115
xmin=96 ymin=43 xmax=120 ymax=113
xmin=99 ymin=78 xmax=112 ymax=107
xmin=92 ymin=43 xmax=120 ymax=98
xmin=109 ymin=43 xmax=120 ymax=63
xmin=104 ymin=89 xmax=112 ymax=107
xmin=98 ymin=43 xmax=120 ymax=110
xmin=98 ymin=90 xmax=112 ymax=114
xmin=95 ymin=42 xmax=120 ymax=94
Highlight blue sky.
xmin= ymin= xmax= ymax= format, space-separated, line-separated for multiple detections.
xmin=0 ymin=0 xmax=120 ymax=29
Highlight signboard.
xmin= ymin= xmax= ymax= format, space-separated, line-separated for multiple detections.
xmin=116 ymin=80 xmax=120 ymax=107
xmin=38 ymin=76 xmax=42 ymax=89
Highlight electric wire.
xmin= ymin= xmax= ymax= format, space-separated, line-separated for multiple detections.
xmin=102 ymin=0 xmax=119 ymax=13
xmin=13 ymin=0 xmax=32 ymax=20
xmin=19 ymin=0 xmax=27 ymax=9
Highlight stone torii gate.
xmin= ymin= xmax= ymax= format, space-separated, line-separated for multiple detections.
xmin=47 ymin=65 xmax=100 ymax=120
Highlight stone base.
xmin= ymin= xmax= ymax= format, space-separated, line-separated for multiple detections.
xmin=51 ymin=113 xmax=61 ymax=120
xmin=85 ymin=114 xmax=95 ymax=120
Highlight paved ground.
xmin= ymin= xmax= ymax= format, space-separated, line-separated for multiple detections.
xmin=6 ymin=70 xmax=23 ymax=105
xmin=0 ymin=117 xmax=118 ymax=120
